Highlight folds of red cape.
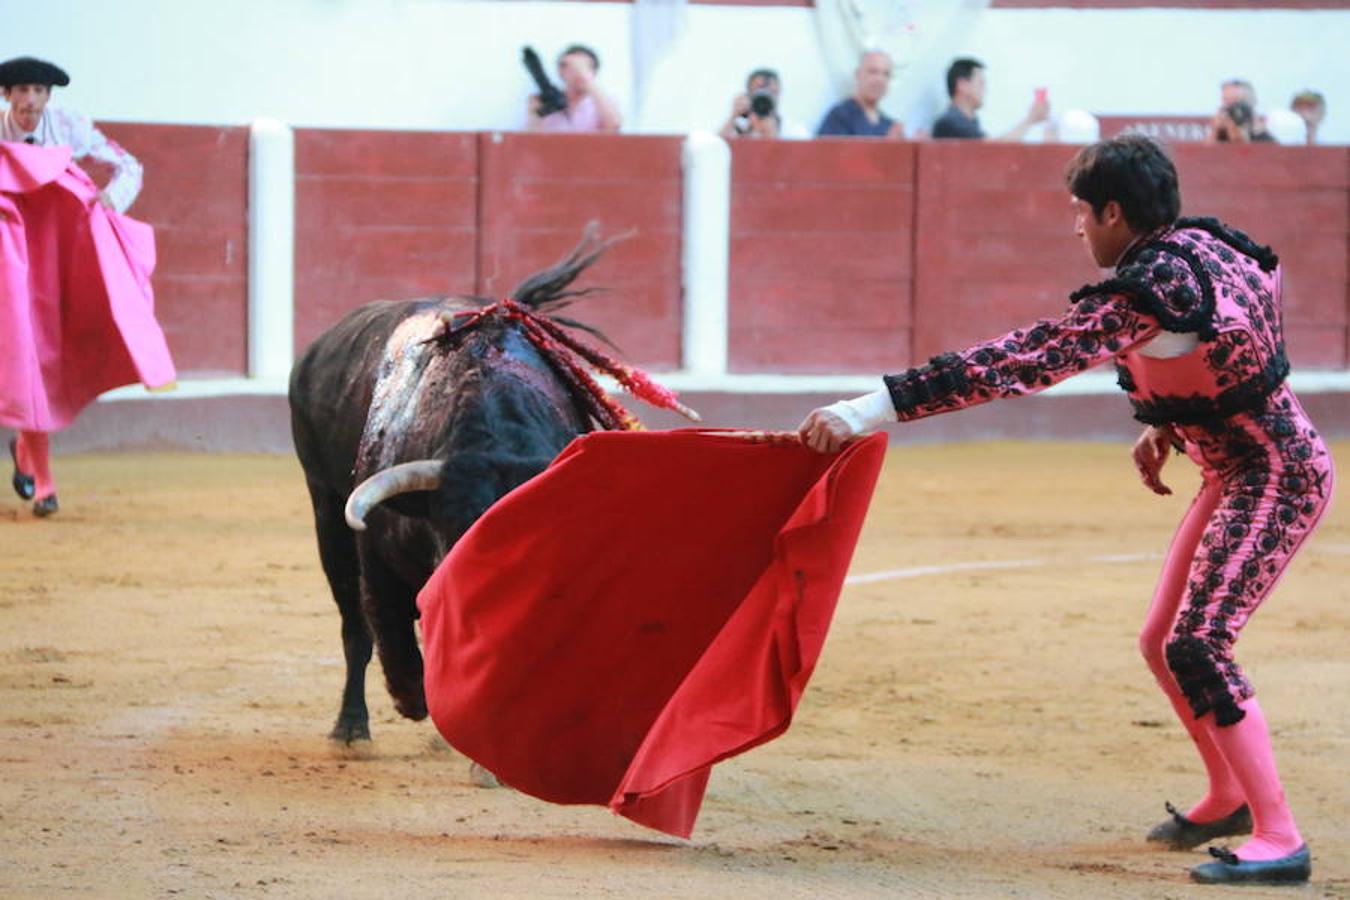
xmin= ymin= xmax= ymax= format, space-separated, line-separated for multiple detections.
xmin=0 ymin=141 xmax=174 ymax=433
xmin=417 ymin=429 xmax=887 ymax=838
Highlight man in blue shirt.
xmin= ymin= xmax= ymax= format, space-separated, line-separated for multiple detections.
xmin=816 ymin=51 xmax=904 ymax=139
xmin=932 ymin=57 xmax=1049 ymax=141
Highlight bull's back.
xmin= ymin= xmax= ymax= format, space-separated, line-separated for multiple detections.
xmin=289 ymin=298 xmax=452 ymax=494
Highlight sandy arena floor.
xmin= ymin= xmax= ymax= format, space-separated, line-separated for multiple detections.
xmin=1 ymin=441 xmax=1348 ymax=899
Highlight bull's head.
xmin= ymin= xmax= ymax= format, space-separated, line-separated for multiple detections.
xmin=340 ymin=225 xmax=699 ymax=537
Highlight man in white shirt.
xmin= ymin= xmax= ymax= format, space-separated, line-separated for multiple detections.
xmin=3 ymin=56 xmax=162 ymax=517
xmin=1 ymin=56 xmax=142 ymax=213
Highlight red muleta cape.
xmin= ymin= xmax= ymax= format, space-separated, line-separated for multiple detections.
xmin=0 ymin=141 xmax=175 ymax=432
xmin=417 ymin=429 xmax=887 ymax=838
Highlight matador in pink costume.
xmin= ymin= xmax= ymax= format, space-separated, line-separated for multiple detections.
xmin=800 ymin=135 xmax=1332 ymax=886
xmin=1 ymin=56 xmax=174 ymax=517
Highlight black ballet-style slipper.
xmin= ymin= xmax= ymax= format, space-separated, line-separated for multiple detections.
xmin=1146 ymin=801 xmax=1252 ymax=851
xmin=32 ymin=494 xmax=59 ymax=518
xmin=9 ymin=437 xmax=35 ymax=501
xmin=1190 ymin=844 xmax=1311 ymax=884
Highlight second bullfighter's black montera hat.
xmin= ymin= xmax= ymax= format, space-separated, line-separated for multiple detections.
xmin=0 ymin=56 xmax=70 ymax=88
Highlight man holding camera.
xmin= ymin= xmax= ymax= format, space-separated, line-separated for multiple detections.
xmin=1207 ymin=101 xmax=1260 ymax=144
xmin=526 ymin=44 xmax=622 ymax=134
xmin=718 ymin=69 xmax=808 ymax=141
xmin=1216 ymin=79 xmax=1275 ymax=144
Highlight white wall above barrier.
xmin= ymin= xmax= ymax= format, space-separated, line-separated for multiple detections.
xmin=3 ymin=2 xmax=1346 ymax=143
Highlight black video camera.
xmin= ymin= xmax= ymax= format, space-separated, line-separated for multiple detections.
xmin=749 ymin=89 xmax=776 ymax=118
xmin=522 ymin=46 xmax=568 ymax=118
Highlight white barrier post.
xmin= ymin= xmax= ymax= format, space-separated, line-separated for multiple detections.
xmin=681 ymin=131 xmax=731 ymax=378
xmin=247 ymin=118 xmax=295 ymax=382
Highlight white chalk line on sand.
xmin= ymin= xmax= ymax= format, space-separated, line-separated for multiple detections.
xmin=845 ymin=543 xmax=1350 ymax=586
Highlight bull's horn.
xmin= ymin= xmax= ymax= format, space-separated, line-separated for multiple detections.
xmin=345 ymin=460 xmax=443 ymax=532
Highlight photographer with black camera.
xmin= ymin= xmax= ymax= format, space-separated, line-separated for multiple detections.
xmin=1213 ymin=79 xmax=1276 ymax=144
xmin=525 ymin=44 xmax=621 ymax=133
xmin=1207 ymin=100 xmax=1258 ymax=144
xmin=718 ymin=69 xmax=807 ymax=141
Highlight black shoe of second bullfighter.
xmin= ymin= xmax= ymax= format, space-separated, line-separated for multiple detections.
xmin=9 ymin=438 xmax=35 ymax=501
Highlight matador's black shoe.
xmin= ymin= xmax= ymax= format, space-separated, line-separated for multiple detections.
xmin=1190 ymin=844 xmax=1311 ymax=885
xmin=32 ymin=494 xmax=59 ymax=518
xmin=9 ymin=438 xmax=35 ymax=501
xmin=1146 ymin=801 xmax=1252 ymax=851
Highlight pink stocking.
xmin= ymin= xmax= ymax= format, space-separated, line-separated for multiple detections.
xmin=1139 ymin=478 xmax=1243 ymax=822
xmin=17 ymin=431 xmax=55 ymax=500
xmin=1206 ymin=699 xmax=1303 ymax=860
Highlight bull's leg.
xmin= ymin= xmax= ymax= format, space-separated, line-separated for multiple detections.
xmin=357 ymin=547 xmax=428 ymax=721
xmin=306 ymin=484 xmax=374 ymax=744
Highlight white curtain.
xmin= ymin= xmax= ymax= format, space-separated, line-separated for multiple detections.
xmin=631 ymin=0 xmax=689 ymax=126
xmin=813 ymin=0 xmax=991 ymax=134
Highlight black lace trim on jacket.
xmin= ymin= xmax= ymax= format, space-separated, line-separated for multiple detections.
xmin=1068 ymin=276 xmax=1150 ymax=305
xmin=1070 ymin=260 xmax=1216 ymax=340
xmin=1128 ymin=349 xmax=1290 ymax=426
xmin=1175 ymin=216 xmax=1279 ymax=272
xmin=883 ymin=352 xmax=970 ymax=417
xmin=1115 ymin=362 xmax=1136 ymax=393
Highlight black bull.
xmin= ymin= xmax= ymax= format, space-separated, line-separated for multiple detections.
xmin=289 ymin=236 xmax=617 ymax=744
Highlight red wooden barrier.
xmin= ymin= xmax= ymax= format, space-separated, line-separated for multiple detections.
xmin=81 ymin=128 xmax=1350 ymax=380
xmin=913 ymin=142 xmax=1349 ymax=369
xmin=728 ymin=139 xmax=916 ymax=373
xmin=98 ymin=123 xmax=249 ymax=376
xmin=476 ymin=132 xmax=684 ymax=369
xmin=912 ymin=142 xmax=1104 ymax=363
xmin=292 ymin=129 xmax=480 ymax=355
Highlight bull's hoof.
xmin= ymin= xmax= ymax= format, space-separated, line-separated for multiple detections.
xmin=469 ymin=762 xmax=501 ymax=789
xmin=329 ymin=736 xmax=375 ymax=760
xmin=392 ymin=692 xmax=428 ymax=722
xmin=328 ymin=719 xmax=374 ymax=760
xmin=329 ymin=718 xmax=371 ymax=745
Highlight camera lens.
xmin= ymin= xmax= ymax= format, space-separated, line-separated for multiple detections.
xmin=750 ymin=90 xmax=776 ymax=118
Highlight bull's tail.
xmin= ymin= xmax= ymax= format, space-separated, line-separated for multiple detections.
xmin=509 ymin=223 xmax=630 ymax=315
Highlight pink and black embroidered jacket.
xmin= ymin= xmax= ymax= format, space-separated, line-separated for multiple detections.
xmin=883 ymin=218 xmax=1288 ymax=428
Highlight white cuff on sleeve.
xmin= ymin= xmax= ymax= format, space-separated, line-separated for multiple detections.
xmin=821 ymin=388 xmax=894 ymax=436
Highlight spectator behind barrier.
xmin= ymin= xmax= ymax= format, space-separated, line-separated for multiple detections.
xmin=526 ymin=44 xmax=621 ymax=133
xmin=815 ymin=50 xmax=904 ymax=139
xmin=1220 ymin=78 xmax=1275 ymax=143
xmin=1290 ymin=90 xmax=1326 ymax=146
xmin=719 ymin=69 xmax=809 ymax=141
xmin=1207 ymin=100 xmax=1259 ymax=144
xmin=932 ymin=57 xmax=1049 ymax=142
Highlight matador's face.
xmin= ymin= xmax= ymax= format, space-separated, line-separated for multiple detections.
xmin=1072 ymin=196 xmax=1133 ymax=269
xmin=3 ymin=83 xmax=50 ymax=133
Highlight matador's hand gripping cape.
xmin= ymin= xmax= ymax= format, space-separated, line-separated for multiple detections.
xmin=417 ymin=429 xmax=887 ymax=837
